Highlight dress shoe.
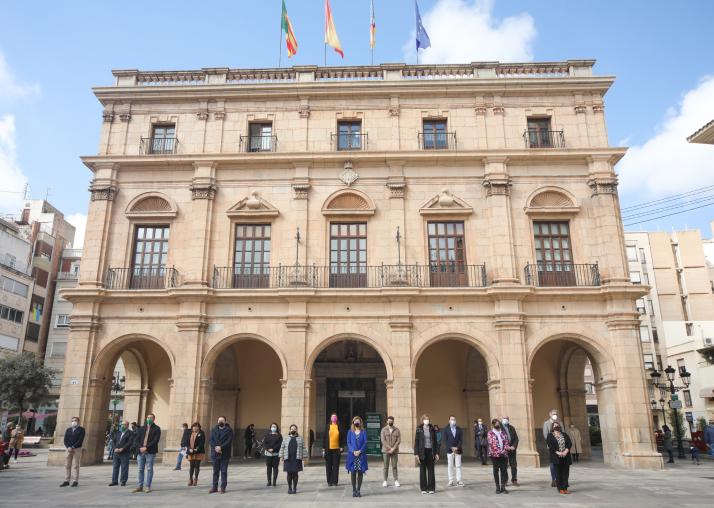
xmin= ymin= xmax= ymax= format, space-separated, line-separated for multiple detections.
xmin=71 ymin=482 xmax=78 ymax=487
xmin=208 ymin=488 xmax=218 ymax=493
xmin=551 ymin=480 xmax=557 ymax=487
xmin=562 ymin=489 xmax=570 ymax=494
xmin=187 ymin=480 xmax=193 ymax=486
xmin=60 ymin=482 xmax=69 ymax=487
xmin=512 ymin=480 xmax=519 ymax=486
xmin=501 ymin=487 xmax=509 ymax=494
xmin=109 ymin=482 xmax=118 ymax=486
xmin=496 ymin=488 xmax=502 ymax=494
xmin=220 ymin=489 xmax=226 ymax=494
xmin=120 ymin=483 xmax=126 ymax=486
xmin=132 ymin=487 xmax=143 ymax=493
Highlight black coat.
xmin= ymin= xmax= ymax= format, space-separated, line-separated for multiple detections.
xmin=182 ymin=430 xmax=206 ymax=456
xmin=503 ymin=423 xmax=519 ymax=451
xmin=474 ymin=423 xmax=488 ymax=448
xmin=414 ymin=424 xmax=440 ymax=460
xmin=263 ymin=432 xmax=283 ymax=454
xmin=64 ymin=426 xmax=85 ymax=449
xmin=112 ymin=429 xmax=135 ymax=455
xmin=322 ymin=422 xmax=346 ymax=450
xmin=134 ymin=424 xmax=161 ymax=455
xmin=443 ymin=425 xmax=463 ymax=454
xmin=546 ymin=431 xmax=573 ymax=465
xmin=210 ymin=424 xmax=234 ymax=459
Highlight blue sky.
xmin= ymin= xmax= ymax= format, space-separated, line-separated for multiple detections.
xmin=1 ymin=0 xmax=713 ymax=246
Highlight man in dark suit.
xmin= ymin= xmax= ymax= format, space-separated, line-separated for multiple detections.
xmin=209 ymin=416 xmax=234 ymax=494
xmin=473 ymin=418 xmax=488 ymax=465
xmin=109 ymin=420 xmax=134 ymax=486
xmin=60 ymin=416 xmax=85 ymax=487
xmin=132 ymin=413 xmax=161 ymax=493
xmin=501 ymin=415 xmax=519 ymax=486
xmin=444 ymin=415 xmax=464 ymax=486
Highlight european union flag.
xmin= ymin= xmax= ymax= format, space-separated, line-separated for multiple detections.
xmin=415 ymin=0 xmax=431 ymax=51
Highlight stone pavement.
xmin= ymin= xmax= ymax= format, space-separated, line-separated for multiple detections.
xmin=3 ymin=450 xmax=713 ymax=507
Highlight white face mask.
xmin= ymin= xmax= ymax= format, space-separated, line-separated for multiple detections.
xmin=502 ymin=419 xmax=509 ymax=425
xmin=271 ymin=426 xmax=277 ymax=432
xmin=449 ymin=420 xmax=456 ymax=427
xmin=551 ymin=414 xmax=558 ymax=421
xmin=71 ymin=421 xmax=78 ymax=427
xmin=423 ymin=419 xmax=430 ymax=426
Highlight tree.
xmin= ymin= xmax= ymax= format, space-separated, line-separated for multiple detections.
xmin=0 ymin=352 xmax=57 ymax=429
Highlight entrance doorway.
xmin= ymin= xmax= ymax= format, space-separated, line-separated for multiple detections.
xmin=326 ymin=378 xmax=376 ymax=430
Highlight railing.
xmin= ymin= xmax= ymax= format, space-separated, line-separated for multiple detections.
xmin=523 ymin=129 xmax=565 ymax=148
xmin=105 ymin=267 xmax=178 ymax=290
xmin=239 ymin=135 xmax=278 ymax=152
xmin=227 ymin=69 xmax=296 ymax=84
xmin=57 ymin=271 xmax=79 ymax=280
xmin=332 ymin=133 xmax=368 ymax=151
xmin=213 ymin=263 xmax=486 ymax=289
xmin=316 ymin=67 xmax=383 ymax=81
xmin=140 ymin=137 xmax=178 ymax=155
xmin=135 ymin=71 xmax=206 ymax=86
xmin=524 ymin=263 xmax=600 ymax=287
xmin=418 ymin=132 xmax=457 ymax=150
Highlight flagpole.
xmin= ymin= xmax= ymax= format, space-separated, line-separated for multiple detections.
xmin=324 ymin=43 xmax=327 ymax=66
xmin=278 ymin=14 xmax=283 ymax=68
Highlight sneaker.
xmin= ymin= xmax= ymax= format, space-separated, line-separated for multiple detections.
xmin=421 ymin=491 xmax=427 ymax=495
xmin=382 ymin=480 xmax=388 ymax=487
xmin=60 ymin=482 xmax=69 ymax=487
xmin=457 ymin=481 xmax=464 ymax=487
xmin=448 ymin=480 xmax=455 ymax=487
xmin=132 ymin=487 xmax=143 ymax=493
xmin=428 ymin=490 xmax=435 ymax=494
xmin=144 ymin=488 xmax=152 ymax=493
xmin=394 ymin=481 xmax=400 ymax=487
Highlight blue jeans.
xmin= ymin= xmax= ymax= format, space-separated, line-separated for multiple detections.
xmin=175 ymin=450 xmax=183 ymax=470
xmin=212 ymin=454 xmax=230 ymax=490
xmin=549 ymin=462 xmax=556 ymax=481
xmin=137 ymin=453 xmax=156 ymax=488
xmin=112 ymin=453 xmax=129 ymax=485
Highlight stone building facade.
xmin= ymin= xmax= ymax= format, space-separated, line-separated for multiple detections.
xmin=50 ymin=61 xmax=662 ymax=469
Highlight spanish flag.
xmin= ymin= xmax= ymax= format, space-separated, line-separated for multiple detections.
xmin=282 ymin=0 xmax=298 ymax=57
xmin=324 ymin=0 xmax=344 ymax=58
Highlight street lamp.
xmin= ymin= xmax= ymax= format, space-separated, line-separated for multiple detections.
xmin=109 ymin=371 xmax=125 ymax=459
xmin=651 ymin=365 xmax=691 ymax=459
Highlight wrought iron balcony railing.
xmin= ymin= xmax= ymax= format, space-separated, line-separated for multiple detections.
xmin=140 ymin=137 xmax=178 ymax=155
xmin=332 ymin=132 xmax=368 ymax=151
xmin=213 ymin=263 xmax=487 ymax=289
xmin=105 ymin=267 xmax=178 ymax=290
xmin=524 ymin=263 xmax=600 ymax=287
xmin=239 ymin=134 xmax=278 ymax=152
xmin=523 ymin=129 xmax=565 ymax=148
xmin=418 ymin=131 xmax=457 ymax=150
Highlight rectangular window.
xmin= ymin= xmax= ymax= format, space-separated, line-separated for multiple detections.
xmin=248 ymin=122 xmax=274 ymax=152
xmin=32 ymin=267 xmax=49 ymax=288
xmin=150 ymin=124 xmax=176 ymax=154
xmin=677 ymin=358 xmax=686 ymax=376
xmin=630 ymin=271 xmax=642 ymax=284
xmin=526 ymin=117 xmax=553 ymax=147
xmin=131 ymin=225 xmax=170 ymax=289
xmin=337 ymin=121 xmax=363 ymax=150
xmin=647 ymin=300 xmax=655 ymax=316
xmin=0 ymin=304 xmax=23 ymax=324
xmin=639 ymin=248 xmax=646 ymax=263
xmin=683 ymin=390 xmax=692 ymax=407
xmin=233 ymin=224 xmax=271 ymax=288
xmin=642 ymin=272 xmax=650 ymax=285
xmin=1 ymin=276 xmax=29 ymax=298
xmin=330 ymin=223 xmax=367 ymax=288
xmin=56 ymin=314 xmax=71 ymax=328
xmin=421 ymin=119 xmax=449 ymax=149
xmin=643 ymin=353 xmax=654 ymax=370
xmin=427 ymin=221 xmax=468 ymax=287
xmin=533 ymin=221 xmax=575 ymax=286
xmin=652 ymin=328 xmax=659 ymax=343
xmin=639 ymin=325 xmax=650 ymax=342
xmin=656 ymin=354 xmax=663 ymax=371
xmin=636 ymin=298 xmax=646 ymax=314
xmin=626 ymin=246 xmax=638 ymax=262
xmin=25 ymin=322 xmax=39 ymax=342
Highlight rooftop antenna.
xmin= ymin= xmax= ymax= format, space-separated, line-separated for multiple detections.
xmin=44 ymin=186 xmax=53 ymax=201
xmin=23 ymin=183 xmax=30 ymax=200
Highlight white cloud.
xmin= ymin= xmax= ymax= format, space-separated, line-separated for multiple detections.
xmin=403 ymin=0 xmax=536 ymax=64
xmin=0 ymin=51 xmax=39 ymax=105
xmin=618 ymin=76 xmax=714 ymax=198
xmin=0 ymin=114 xmax=27 ymax=215
xmin=66 ymin=213 xmax=87 ymax=249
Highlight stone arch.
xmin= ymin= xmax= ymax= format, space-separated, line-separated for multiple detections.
xmin=91 ymin=333 xmax=176 ymax=381
xmin=525 ymin=186 xmax=578 ymax=211
xmin=201 ymin=333 xmax=288 ymax=381
xmin=412 ymin=331 xmax=500 ymax=381
xmin=321 ymin=188 xmax=376 ymax=216
xmin=305 ymin=332 xmax=394 ymax=380
xmin=526 ymin=329 xmax=615 ymax=381
xmin=125 ymin=191 xmax=178 ymax=218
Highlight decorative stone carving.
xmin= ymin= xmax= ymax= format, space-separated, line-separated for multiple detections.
xmin=190 ymin=184 xmax=217 ymax=200
xmin=386 ymin=177 xmax=406 ymax=199
xmin=119 ymin=113 xmax=131 ymax=122
xmin=197 ymin=111 xmax=209 ymax=120
xmin=492 ymin=106 xmax=504 ymax=115
xmin=530 ymin=191 xmax=574 ymax=208
xmin=213 ymin=111 xmax=226 ymax=120
xmin=339 ymin=161 xmax=359 ymax=187
xmin=291 ymin=181 xmax=310 ymax=200
xmin=482 ymin=177 xmax=511 ymax=196
xmin=125 ymin=192 xmax=178 ymax=218
xmin=419 ymin=190 xmax=473 ymax=216
xmin=131 ymin=196 xmax=172 ymax=212
xmin=322 ymin=189 xmax=375 ymax=216
xmin=438 ymin=189 xmax=455 ymax=207
xmin=388 ymin=106 xmax=400 ymax=117
xmin=246 ymin=191 xmax=261 ymax=209
xmin=588 ymin=177 xmax=618 ymax=196
xmin=227 ymin=193 xmax=279 ymax=218
xmin=474 ymin=106 xmax=487 ymax=115
xmin=90 ymin=186 xmax=116 ymax=201
xmin=102 ymin=111 xmax=115 ymax=123
xmin=592 ymin=104 xmax=604 ymax=113
xmin=574 ymin=105 xmax=587 ymax=114
xmin=327 ymin=193 xmax=369 ymax=210
xmin=298 ymin=105 xmax=311 ymax=118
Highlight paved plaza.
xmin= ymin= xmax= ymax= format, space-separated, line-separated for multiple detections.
xmin=3 ymin=450 xmax=713 ymax=507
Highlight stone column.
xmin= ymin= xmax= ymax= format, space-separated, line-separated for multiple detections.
xmin=186 ymin=162 xmax=217 ymax=286
xmin=82 ymin=163 xmax=117 ymax=287
xmin=285 ymin=301 xmax=309 ymax=440
xmin=389 ymin=301 xmax=414 ymax=464
xmin=290 ymin=164 xmax=311 ymax=266
xmin=482 ymin=158 xmax=517 ymax=284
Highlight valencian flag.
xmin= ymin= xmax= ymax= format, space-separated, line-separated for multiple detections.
xmin=281 ymin=0 xmax=298 ymax=57
xmin=370 ymin=0 xmax=376 ymax=49
xmin=415 ymin=0 xmax=431 ymax=51
xmin=324 ymin=0 xmax=344 ymax=58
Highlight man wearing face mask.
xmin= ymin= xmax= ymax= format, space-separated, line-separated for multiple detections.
xmin=473 ymin=418 xmax=488 ymax=465
xmin=109 ymin=420 xmax=134 ymax=487
xmin=209 ymin=416 xmax=234 ymax=494
xmin=414 ymin=414 xmax=439 ymax=494
xmin=501 ymin=416 xmax=519 ymax=487
xmin=321 ymin=413 xmax=343 ymax=486
xmin=542 ymin=409 xmax=562 ymax=487
xmin=443 ymin=415 xmax=464 ymax=487
xmin=60 ymin=416 xmax=85 ymax=487
xmin=380 ymin=416 xmax=401 ymax=487
xmin=132 ymin=413 xmax=161 ymax=493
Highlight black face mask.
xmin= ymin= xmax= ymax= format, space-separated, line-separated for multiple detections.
xmin=218 ymin=422 xmax=225 ymax=428
xmin=354 ymin=422 xmax=361 ymax=427
xmin=290 ymin=430 xmax=297 ymax=436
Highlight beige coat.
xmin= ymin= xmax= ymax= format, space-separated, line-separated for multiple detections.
xmin=9 ymin=428 xmax=24 ymax=449
xmin=380 ymin=425 xmax=401 ymax=453
xmin=568 ymin=425 xmax=582 ymax=453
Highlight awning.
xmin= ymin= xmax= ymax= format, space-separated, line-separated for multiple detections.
xmin=699 ymin=387 xmax=714 ymax=398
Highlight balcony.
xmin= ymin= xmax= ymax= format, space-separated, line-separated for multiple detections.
xmin=239 ymin=135 xmax=278 ymax=152
xmin=140 ymin=137 xmax=178 ymax=155
xmin=418 ymin=131 xmax=457 ymax=150
xmin=523 ymin=129 xmax=565 ymax=148
xmin=57 ymin=271 xmax=79 ymax=281
xmin=332 ymin=132 xmax=368 ymax=151
xmin=212 ymin=263 xmax=487 ymax=289
xmin=105 ymin=267 xmax=178 ymax=290
xmin=524 ymin=263 xmax=600 ymax=287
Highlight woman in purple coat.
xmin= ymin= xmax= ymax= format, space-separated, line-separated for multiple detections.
xmin=346 ymin=416 xmax=368 ymax=497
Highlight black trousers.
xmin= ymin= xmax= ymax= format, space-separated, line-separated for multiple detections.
xmin=244 ymin=439 xmax=253 ymax=457
xmin=504 ymin=451 xmax=517 ymax=482
xmin=555 ymin=462 xmax=570 ymax=490
xmin=189 ymin=459 xmax=201 ymax=480
xmin=266 ymin=456 xmax=279 ymax=484
xmin=477 ymin=444 xmax=488 ymax=464
xmin=325 ymin=449 xmax=340 ymax=485
xmin=212 ymin=454 xmax=229 ymax=490
xmin=419 ymin=448 xmax=436 ymax=492
xmin=491 ymin=456 xmax=508 ymax=489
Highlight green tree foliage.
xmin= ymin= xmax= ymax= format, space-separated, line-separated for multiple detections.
xmin=0 ymin=352 xmax=57 ymax=428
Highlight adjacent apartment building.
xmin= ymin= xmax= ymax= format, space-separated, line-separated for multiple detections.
xmin=52 ymin=60 xmax=661 ymax=469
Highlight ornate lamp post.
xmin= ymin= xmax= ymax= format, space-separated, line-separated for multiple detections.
xmin=650 ymin=366 xmax=691 ymax=459
xmin=109 ymin=371 xmax=125 ymax=459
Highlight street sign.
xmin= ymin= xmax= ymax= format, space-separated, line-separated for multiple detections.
xmin=365 ymin=412 xmax=382 ymax=456
xmin=670 ymin=394 xmax=679 ymax=401
xmin=669 ymin=400 xmax=682 ymax=409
